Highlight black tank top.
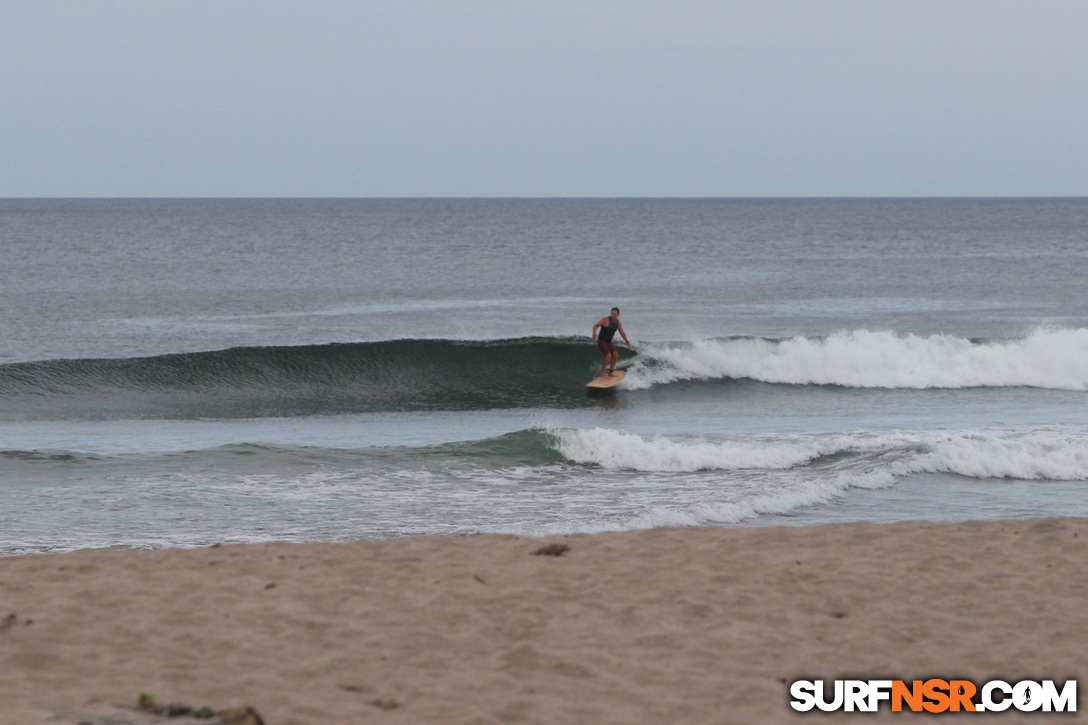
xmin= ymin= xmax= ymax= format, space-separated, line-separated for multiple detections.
xmin=599 ymin=318 xmax=618 ymax=343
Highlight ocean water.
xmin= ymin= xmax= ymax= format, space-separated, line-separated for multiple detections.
xmin=2 ymin=198 xmax=1088 ymax=554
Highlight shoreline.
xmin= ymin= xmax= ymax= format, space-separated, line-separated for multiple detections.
xmin=3 ymin=518 xmax=1086 ymax=723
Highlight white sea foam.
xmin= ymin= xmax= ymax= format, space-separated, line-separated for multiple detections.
xmin=909 ymin=431 xmax=1088 ymax=480
xmin=551 ymin=426 xmax=1088 ymax=481
xmin=621 ymin=328 xmax=1088 ymax=390
xmin=554 ymin=427 xmax=858 ymax=472
xmin=622 ymin=477 xmax=869 ymax=528
xmin=507 ymin=467 xmax=903 ymax=536
xmin=526 ymin=426 xmax=1088 ymax=533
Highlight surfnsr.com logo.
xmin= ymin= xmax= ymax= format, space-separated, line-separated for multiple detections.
xmin=790 ymin=679 xmax=1076 ymax=713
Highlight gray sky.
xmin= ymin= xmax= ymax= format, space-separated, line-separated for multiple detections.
xmin=3 ymin=1 xmax=1086 ymax=197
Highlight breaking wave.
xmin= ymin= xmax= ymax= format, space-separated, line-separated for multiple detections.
xmin=551 ymin=426 xmax=1088 ymax=481
xmin=626 ymin=328 xmax=1088 ymax=390
xmin=4 ymin=328 xmax=1088 ymax=420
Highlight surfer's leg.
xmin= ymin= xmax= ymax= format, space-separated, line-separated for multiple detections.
xmin=599 ymin=340 xmax=617 ymax=377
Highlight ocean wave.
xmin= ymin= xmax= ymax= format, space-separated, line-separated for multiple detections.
xmin=8 ymin=426 xmax=1088 ymax=548
xmin=553 ymin=427 xmax=852 ymax=472
xmin=626 ymin=328 xmax=1088 ymax=390
xmin=532 ymin=426 xmax=1088 ymax=530
xmin=3 ymin=329 xmax=1088 ymax=420
xmin=0 ymin=338 xmax=620 ymax=420
xmin=910 ymin=431 xmax=1088 ymax=480
xmin=13 ymin=426 xmax=1085 ymax=482
xmin=0 ymin=449 xmax=102 ymax=463
xmin=616 ymin=476 xmax=885 ymax=529
xmin=550 ymin=426 xmax=1088 ymax=481
xmin=0 ymin=430 xmax=568 ymax=469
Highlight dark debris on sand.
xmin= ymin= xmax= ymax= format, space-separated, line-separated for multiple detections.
xmin=49 ymin=697 xmax=264 ymax=725
xmin=532 ymin=543 xmax=571 ymax=556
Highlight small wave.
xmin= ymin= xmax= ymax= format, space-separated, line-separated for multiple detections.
xmin=509 ymin=425 xmax=1088 ymax=533
xmin=15 ymin=427 xmax=1086 ymax=483
xmin=0 ymin=449 xmax=100 ymax=463
xmin=909 ymin=430 xmax=1088 ymax=480
xmin=553 ymin=427 xmax=852 ymax=472
xmin=623 ymin=328 xmax=1088 ymax=390
xmin=619 ymin=477 xmax=881 ymax=528
xmin=550 ymin=426 xmax=1088 ymax=481
xmin=0 ymin=429 xmax=569 ymax=470
xmin=9 ymin=426 xmax=1088 ymax=549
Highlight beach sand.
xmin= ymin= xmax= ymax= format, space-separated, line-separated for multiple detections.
xmin=2 ymin=518 xmax=1086 ymax=724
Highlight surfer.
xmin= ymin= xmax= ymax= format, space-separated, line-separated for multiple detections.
xmin=592 ymin=307 xmax=631 ymax=378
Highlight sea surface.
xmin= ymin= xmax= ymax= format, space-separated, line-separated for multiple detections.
xmin=3 ymin=198 xmax=1088 ymax=554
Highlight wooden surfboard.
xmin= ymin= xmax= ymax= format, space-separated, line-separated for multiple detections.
xmin=586 ymin=370 xmax=626 ymax=389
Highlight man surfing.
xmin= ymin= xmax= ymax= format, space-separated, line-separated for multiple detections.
xmin=592 ymin=307 xmax=632 ymax=378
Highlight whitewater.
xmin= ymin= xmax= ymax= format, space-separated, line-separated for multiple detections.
xmin=624 ymin=328 xmax=1088 ymax=390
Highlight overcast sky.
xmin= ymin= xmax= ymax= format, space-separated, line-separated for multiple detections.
xmin=2 ymin=1 xmax=1086 ymax=197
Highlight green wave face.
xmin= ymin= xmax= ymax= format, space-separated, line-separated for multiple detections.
xmin=0 ymin=338 xmax=633 ymax=421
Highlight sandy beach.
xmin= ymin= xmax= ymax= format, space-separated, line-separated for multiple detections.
xmin=2 ymin=518 xmax=1086 ymax=724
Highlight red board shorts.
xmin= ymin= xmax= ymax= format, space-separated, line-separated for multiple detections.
xmin=598 ymin=339 xmax=617 ymax=355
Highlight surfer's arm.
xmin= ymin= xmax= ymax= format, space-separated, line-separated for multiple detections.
xmin=617 ymin=321 xmax=632 ymax=348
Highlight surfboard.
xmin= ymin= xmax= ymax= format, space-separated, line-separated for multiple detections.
xmin=586 ymin=370 xmax=626 ymax=389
